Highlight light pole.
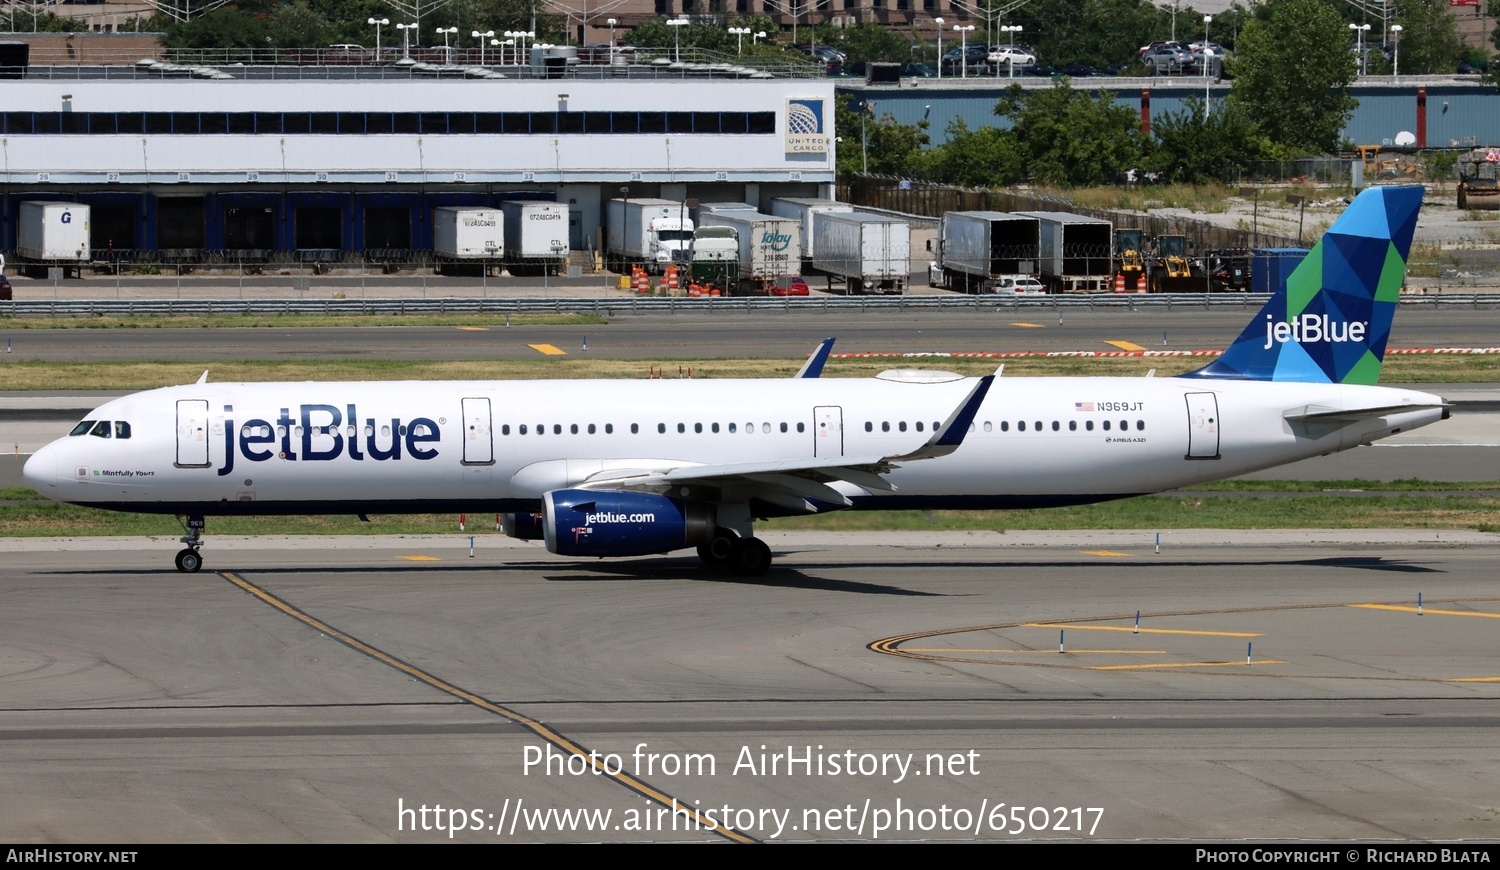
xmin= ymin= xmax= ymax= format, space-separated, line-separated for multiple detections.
xmin=752 ymin=30 xmax=766 ymax=46
xmin=367 ymin=18 xmax=388 ymax=59
xmin=953 ymin=24 xmax=974 ymax=77
xmin=1390 ymin=24 xmax=1402 ymax=82
xmin=1202 ymin=15 xmax=1211 ymax=79
xmin=505 ymin=30 xmax=534 ymax=64
xmin=667 ymin=17 xmax=689 ymax=63
xmin=933 ymin=17 xmax=944 ymax=79
xmin=396 ymin=22 xmax=418 ymax=62
xmin=728 ymin=26 xmax=750 ymax=55
xmin=1202 ymin=48 xmax=1213 ymax=118
xmin=999 ymin=24 xmax=1021 ymax=78
xmin=472 ymin=30 xmax=494 ymax=65
xmin=1285 ymin=194 xmax=1308 ymax=246
xmin=607 ymin=18 xmax=617 ymax=62
xmin=860 ymin=99 xmax=876 ymax=173
xmin=1349 ymin=22 xmax=1370 ymax=77
xmin=436 ymin=26 xmax=457 ymax=63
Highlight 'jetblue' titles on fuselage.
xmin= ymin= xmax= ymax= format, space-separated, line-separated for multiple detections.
xmin=1263 ymin=313 xmax=1367 ymax=350
xmin=217 ymin=403 xmax=440 ymax=476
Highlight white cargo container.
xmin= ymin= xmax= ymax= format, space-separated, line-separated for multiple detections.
xmin=694 ymin=210 xmax=799 ymax=294
xmin=769 ymin=197 xmax=855 ymax=263
xmin=499 ymin=201 xmax=568 ymax=273
xmin=433 ymin=207 xmax=503 ymax=259
xmin=811 ymin=212 xmax=910 ymax=294
xmin=606 ymin=198 xmax=693 ymax=274
xmin=934 ymin=211 xmax=1041 ymax=293
xmin=1014 ymin=211 xmax=1113 ymax=294
xmin=17 ymin=201 xmax=90 ymax=262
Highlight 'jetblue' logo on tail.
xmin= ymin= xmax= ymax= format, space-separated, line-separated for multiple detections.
xmin=1262 ymin=313 xmax=1367 ymax=350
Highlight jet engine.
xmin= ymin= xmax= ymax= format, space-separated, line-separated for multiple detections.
xmin=542 ymin=489 xmax=715 ymax=557
xmin=500 ymin=512 xmax=545 ymax=541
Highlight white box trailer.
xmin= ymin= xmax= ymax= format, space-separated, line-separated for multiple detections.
xmin=811 ymin=212 xmax=910 ymax=294
xmin=1015 ymin=211 xmax=1114 ymax=293
xmin=17 ymin=201 xmax=90 ymax=262
xmin=499 ymin=200 xmax=568 ymax=274
xmin=933 ymin=211 xmax=1040 ymax=293
xmin=606 ymin=198 xmax=692 ymax=274
xmin=695 ymin=210 xmax=800 ymax=294
xmin=433 ymin=207 xmax=503 ymax=259
xmin=769 ymin=197 xmax=855 ymax=264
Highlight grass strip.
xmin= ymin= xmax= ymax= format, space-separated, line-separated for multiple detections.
xmin=2 ymin=493 xmax=1497 ymax=537
xmin=1 ymin=354 xmax=1495 ymax=391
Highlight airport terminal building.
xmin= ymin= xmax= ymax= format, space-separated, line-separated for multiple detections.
xmin=1 ymin=56 xmax=837 ymax=266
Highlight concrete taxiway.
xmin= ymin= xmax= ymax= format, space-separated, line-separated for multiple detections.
xmin=3 ymin=531 xmax=1499 ymax=842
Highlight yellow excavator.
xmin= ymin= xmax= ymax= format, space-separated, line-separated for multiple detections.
xmin=1114 ymin=228 xmax=1145 ymax=292
xmin=1352 ymin=145 xmax=1426 ymax=183
xmin=1148 ymin=234 xmax=1202 ymax=293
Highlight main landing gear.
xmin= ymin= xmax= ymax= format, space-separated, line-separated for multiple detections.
xmin=697 ymin=527 xmax=772 ymax=576
xmin=175 ymin=515 xmax=205 ymax=573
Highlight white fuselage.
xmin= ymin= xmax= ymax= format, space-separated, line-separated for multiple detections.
xmin=24 ymin=374 xmax=1447 ymax=516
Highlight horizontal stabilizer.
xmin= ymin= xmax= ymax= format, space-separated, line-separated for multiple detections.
xmin=1284 ymin=401 xmax=1450 ymax=425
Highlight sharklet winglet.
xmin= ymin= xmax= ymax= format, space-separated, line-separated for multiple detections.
xmin=795 ymin=338 xmax=836 ymax=379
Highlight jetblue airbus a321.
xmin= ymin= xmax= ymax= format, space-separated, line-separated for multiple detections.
xmin=25 ymin=186 xmax=1449 ymax=575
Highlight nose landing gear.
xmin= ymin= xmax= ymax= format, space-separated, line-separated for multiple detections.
xmin=175 ymin=515 xmax=205 ymax=573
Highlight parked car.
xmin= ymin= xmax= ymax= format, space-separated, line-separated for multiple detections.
xmin=0 ymin=273 xmax=11 ymax=301
xmin=981 ymin=275 xmax=1045 ymax=295
xmin=791 ymin=44 xmax=846 ymax=75
xmin=987 ymin=45 xmax=1036 ymax=67
xmin=940 ymin=43 xmax=990 ymax=76
xmin=768 ymin=276 xmax=810 ymax=296
xmin=1142 ymin=44 xmax=1192 ymax=75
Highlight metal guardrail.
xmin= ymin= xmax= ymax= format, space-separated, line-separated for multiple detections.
xmin=3 ymin=293 xmax=1496 ymax=319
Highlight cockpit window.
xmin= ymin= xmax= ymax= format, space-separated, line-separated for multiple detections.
xmin=69 ymin=420 xmax=96 ymax=436
xmin=90 ymin=421 xmax=112 ymax=438
xmin=114 ymin=421 xmax=132 ymax=439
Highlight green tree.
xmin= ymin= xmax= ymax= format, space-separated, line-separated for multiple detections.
xmin=164 ymin=8 xmax=269 ymax=49
xmin=1019 ymin=0 xmax=1163 ymax=67
xmin=1147 ymin=96 xmax=1274 ymax=184
xmin=1384 ymin=0 xmax=1463 ymax=75
xmin=1227 ymin=0 xmax=1357 ymax=155
xmin=810 ymin=21 xmax=916 ymax=64
xmin=835 ymin=98 xmax=929 ymax=177
xmin=266 ymin=1 xmax=336 ymax=49
xmin=993 ymin=81 xmax=1146 ymax=186
xmin=922 ymin=118 xmax=1027 ymax=188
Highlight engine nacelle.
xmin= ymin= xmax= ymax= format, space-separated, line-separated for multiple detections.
xmin=543 ymin=489 xmax=714 ymax=557
xmin=501 ymin=512 xmax=545 ymax=541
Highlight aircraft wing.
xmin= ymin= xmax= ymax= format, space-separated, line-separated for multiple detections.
xmin=575 ymin=375 xmax=994 ymax=512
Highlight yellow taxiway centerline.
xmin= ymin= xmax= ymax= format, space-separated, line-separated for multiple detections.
xmin=1351 ymin=604 xmax=1500 ymax=618
xmin=1024 ymin=623 xmax=1261 ymax=637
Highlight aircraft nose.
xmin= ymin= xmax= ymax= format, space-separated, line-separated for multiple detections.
xmin=23 ymin=444 xmax=58 ymax=492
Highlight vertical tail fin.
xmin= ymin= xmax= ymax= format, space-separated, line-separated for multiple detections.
xmin=1181 ymin=185 xmax=1422 ymax=385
